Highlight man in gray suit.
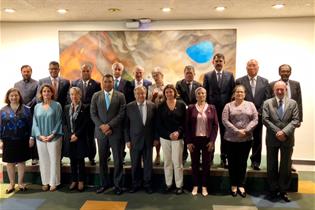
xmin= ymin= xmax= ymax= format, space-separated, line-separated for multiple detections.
xmin=262 ymin=81 xmax=299 ymax=202
xmin=38 ymin=61 xmax=70 ymax=109
xmin=236 ymin=59 xmax=270 ymax=170
xmin=125 ymin=86 xmax=158 ymax=194
xmin=90 ymin=74 xmax=126 ymax=195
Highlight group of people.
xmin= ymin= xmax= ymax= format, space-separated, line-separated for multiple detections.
xmin=0 ymin=53 xmax=302 ymax=202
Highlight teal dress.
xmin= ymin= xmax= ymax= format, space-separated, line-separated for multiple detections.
xmin=32 ymin=101 xmax=63 ymax=140
xmin=0 ymin=105 xmax=32 ymax=163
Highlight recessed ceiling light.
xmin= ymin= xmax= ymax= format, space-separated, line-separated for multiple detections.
xmin=272 ymin=4 xmax=285 ymax=9
xmin=215 ymin=6 xmax=226 ymax=12
xmin=4 ymin=8 xmax=16 ymax=13
xmin=57 ymin=9 xmax=68 ymax=14
xmin=161 ymin=7 xmax=172 ymax=12
xmin=108 ymin=8 xmax=121 ymax=13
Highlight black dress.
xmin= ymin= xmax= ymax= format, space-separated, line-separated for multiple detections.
xmin=0 ymin=105 xmax=32 ymax=163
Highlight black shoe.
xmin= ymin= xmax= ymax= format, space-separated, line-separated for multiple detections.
xmin=291 ymin=167 xmax=297 ymax=172
xmin=231 ymin=190 xmax=237 ymax=197
xmin=96 ymin=186 xmax=107 ymax=194
xmin=114 ymin=187 xmax=123 ymax=195
xmin=129 ymin=186 xmax=139 ymax=193
xmin=251 ymin=163 xmax=261 ymax=170
xmin=145 ymin=186 xmax=153 ymax=194
xmin=176 ymin=187 xmax=183 ymax=195
xmin=163 ymin=186 xmax=172 ymax=194
xmin=237 ymin=188 xmax=246 ymax=198
xmin=267 ymin=191 xmax=279 ymax=201
xmin=280 ymin=192 xmax=291 ymax=202
xmin=89 ymin=160 xmax=96 ymax=166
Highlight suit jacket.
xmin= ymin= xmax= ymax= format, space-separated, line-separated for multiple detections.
xmin=90 ymin=90 xmax=126 ymax=141
xmin=203 ymin=70 xmax=235 ymax=110
xmin=129 ymin=79 xmax=152 ymax=102
xmin=38 ymin=77 xmax=70 ymax=109
xmin=270 ymin=80 xmax=303 ymax=122
xmin=115 ymin=78 xmax=133 ymax=104
xmin=70 ymin=79 xmax=101 ymax=104
xmin=262 ymin=97 xmax=299 ymax=147
xmin=185 ymin=104 xmax=219 ymax=144
xmin=124 ymin=100 xmax=157 ymax=151
xmin=236 ymin=75 xmax=271 ymax=114
xmin=63 ymin=104 xmax=89 ymax=158
xmin=176 ymin=79 xmax=202 ymax=105
xmin=14 ymin=78 xmax=39 ymax=112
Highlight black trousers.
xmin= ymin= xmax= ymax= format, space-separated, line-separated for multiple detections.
xmin=70 ymin=158 xmax=85 ymax=181
xmin=87 ymin=122 xmax=96 ymax=161
xmin=226 ymin=140 xmax=251 ymax=187
xmin=250 ymin=115 xmax=263 ymax=166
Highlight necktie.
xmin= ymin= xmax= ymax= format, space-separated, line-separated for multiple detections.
xmin=105 ymin=92 xmax=110 ymax=110
xmin=114 ymin=79 xmax=119 ymax=90
xmin=278 ymin=99 xmax=284 ymax=119
xmin=217 ymin=72 xmax=222 ymax=87
xmin=187 ymin=82 xmax=192 ymax=101
xmin=52 ymin=78 xmax=58 ymax=97
xmin=82 ymin=81 xmax=87 ymax=99
xmin=250 ymin=77 xmax=256 ymax=97
xmin=139 ymin=103 xmax=144 ymax=124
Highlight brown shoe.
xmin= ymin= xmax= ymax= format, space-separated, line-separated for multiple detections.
xmin=42 ymin=185 xmax=49 ymax=191
xmin=78 ymin=181 xmax=84 ymax=192
xmin=69 ymin=182 xmax=77 ymax=191
xmin=49 ymin=186 xmax=57 ymax=192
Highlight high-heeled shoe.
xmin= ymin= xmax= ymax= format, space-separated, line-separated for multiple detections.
xmin=154 ymin=155 xmax=160 ymax=166
xmin=69 ymin=182 xmax=77 ymax=191
xmin=191 ymin=186 xmax=198 ymax=196
xmin=231 ymin=186 xmax=237 ymax=197
xmin=49 ymin=186 xmax=57 ymax=192
xmin=237 ymin=187 xmax=246 ymax=198
xmin=78 ymin=181 xmax=84 ymax=192
xmin=18 ymin=185 xmax=27 ymax=191
xmin=5 ymin=187 xmax=15 ymax=194
xmin=42 ymin=185 xmax=49 ymax=191
xmin=201 ymin=187 xmax=208 ymax=197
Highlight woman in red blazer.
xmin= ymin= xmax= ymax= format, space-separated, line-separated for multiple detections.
xmin=186 ymin=87 xmax=219 ymax=196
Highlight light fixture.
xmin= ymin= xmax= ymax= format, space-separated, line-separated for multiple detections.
xmin=57 ymin=9 xmax=68 ymax=14
xmin=215 ymin=6 xmax=226 ymax=12
xmin=161 ymin=7 xmax=172 ymax=12
xmin=4 ymin=8 xmax=16 ymax=13
xmin=108 ymin=8 xmax=121 ymax=13
xmin=272 ymin=4 xmax=285 ymax=9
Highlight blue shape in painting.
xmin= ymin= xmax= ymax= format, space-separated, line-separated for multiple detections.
xmin=186 ymin=41 xmax=214 ymax=63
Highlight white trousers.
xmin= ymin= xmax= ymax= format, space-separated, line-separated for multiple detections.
xmin=36 ymin=137 xmax=62 ymax=187
xmin=160 ymin=138 xmax=184 ymax=188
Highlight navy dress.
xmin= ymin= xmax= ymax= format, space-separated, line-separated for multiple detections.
xmin=0 ymin=105 xmax=32 ymax=163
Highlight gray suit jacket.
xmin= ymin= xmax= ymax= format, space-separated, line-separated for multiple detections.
xmin=270 ymin=80 xmax=303 ymax=122
xmin=90 ymin=90 xmax=126 ymax=141
xmin=262 ymin=97 xmax=299 ymax=147
xmin=124 ymin=100 xmax=157 ymax=151
xmin=236 ymin=75 xmax=270 ymax=114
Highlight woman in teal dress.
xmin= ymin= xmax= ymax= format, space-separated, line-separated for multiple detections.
xmin=32 ymin=84 xmax=63 ymax=192
xmin=0 ymin=88 xmax=33 ymax=193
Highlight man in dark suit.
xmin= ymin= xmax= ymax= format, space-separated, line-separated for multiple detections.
xmin=70 ymin=64 xmax=101 ymax=166
xmin=203 ymin=53 xmax=235 ymax=168
xmin=130 ymin=66 xmax=152 ymax=102
xmin=90 ymin=74 xmax=126 ymax=195
xmin=236 ymin=59 xmax=270 ymax=170
xmin=262 ymin=81 xmax=299 ymax=202
xmin=112 ymin=62 xmax=133 ymax=103
xmin=176 ymin=65 xmax=202 ymax=163
xmin=38 ymin=61 xmax=70 ymax=109
xmin=14 ymin=65 xmax=39 ymax=165
xmin=125 ymin=86 xmax=158 ymax=194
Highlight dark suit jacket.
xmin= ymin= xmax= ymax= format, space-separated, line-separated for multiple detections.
xmin=262 ymin=97 xmax=299 ymax=147
xmin=90 ymin=90 xmax=126 ymax=141
xmin=70 ymin=79 xmax=101 ymax=104
xmin=176 ymin=79 xmax=202 ymax=105
xmin=270 ymin=80 xmax=303 ymax=122
xmin=63 ymin=104 xmax=89 ymax=158
xmin=185 ymin=104 xmax=219 ymax=144
xmin=236 ymin=75 xmax=271 ymax=114
xmin=124 ymin=100 xmax=157 ymax=151
xmin=129 ymin=79 xmax=152 ymax=102
xmin=38 ymin=77 xmax=70 ymax=109
xmin=115 ymin=78 xmax=133 ymax=104
xmin=203 ymin=70 xmax=235 ymax=110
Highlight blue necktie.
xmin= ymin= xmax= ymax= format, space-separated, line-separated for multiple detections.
xmin=278 ymin=99 xmax=284 ymax=119
xmin=105 ymin=92 xmax=110 ymax=110
xmin=114 ymin=79 xmax=119 ymax=90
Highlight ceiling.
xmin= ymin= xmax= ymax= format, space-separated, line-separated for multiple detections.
xmin=0 ymin=0 xmax=314 ymax=22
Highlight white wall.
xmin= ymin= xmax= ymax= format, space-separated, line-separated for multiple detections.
xmin=1 ymin=17 xmax=314 ymax=160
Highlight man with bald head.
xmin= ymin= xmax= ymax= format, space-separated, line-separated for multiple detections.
xmin=262 ymin=81 xmax=299 ymax=202
xmin=70 ymin=63 xmax=101 ymax=165
xmin=112 ymin=62 xmax=133 ymax=104
xmin=236 ymin=59 xmax=270 ymax=170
